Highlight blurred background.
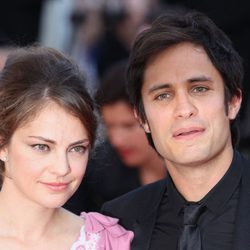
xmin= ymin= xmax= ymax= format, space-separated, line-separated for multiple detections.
xmin=1 ymin=0 xmax=249 ymax=213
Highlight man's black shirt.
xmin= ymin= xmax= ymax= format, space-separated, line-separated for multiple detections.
xmin=149 ymin=152 xmax=243 ymax=250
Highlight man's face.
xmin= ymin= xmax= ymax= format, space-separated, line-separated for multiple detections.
xmin=141 ymin=42 xmax=241 ymax=168
xmin=101 ymin=101 xmax=156 ymax=167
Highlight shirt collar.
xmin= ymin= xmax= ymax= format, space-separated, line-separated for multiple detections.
xmin=166 ymin=174 xmax=185 ymax=215
xmin=166 ymin=150 xmax=243 ymax=215
xmin=200 ymin=150 xmax=243 ymax=214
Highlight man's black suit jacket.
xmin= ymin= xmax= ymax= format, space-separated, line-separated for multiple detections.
xmin=101 ymin=153 xmax=250 ymax=250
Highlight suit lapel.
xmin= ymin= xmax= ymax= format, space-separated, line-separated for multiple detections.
xmin=233 ymin=155 xmax=250 ymax=250
xmin=131 ymin=179 xmax=167 ymax=250
xmin=131 ymin=212 xmax=158 ymax=250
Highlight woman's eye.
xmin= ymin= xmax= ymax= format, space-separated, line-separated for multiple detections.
xmin=32 ymin=144 xmax=49 ymax=152
xmin=70 ymin=146 xmax=87 ymax=154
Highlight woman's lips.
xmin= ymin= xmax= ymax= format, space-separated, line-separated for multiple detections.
xmin=40 ymin=182 xmax=69 ymax=191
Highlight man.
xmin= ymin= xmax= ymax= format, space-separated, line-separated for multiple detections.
xmin=101 ymin=10 xmax=249 ymax=250
xmin=95 ymin=61 xmax=166 ymax=188
xmin=64 ymin=61 xmax=166 ymax=214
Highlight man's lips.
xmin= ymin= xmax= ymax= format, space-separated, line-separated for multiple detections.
xmin=173 ymin=127 xmax=205 ymax=138
xmin=117 ymin=148 xmax=133 ymax=158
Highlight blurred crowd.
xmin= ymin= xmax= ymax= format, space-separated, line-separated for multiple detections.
xmin=0 ymin=0 xmax=250 ymax=214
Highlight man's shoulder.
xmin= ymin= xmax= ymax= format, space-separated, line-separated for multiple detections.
xmin=240 ymin=152 xmax=250 ymax=182
xmin=238 ymin=151 xmax=250 ymax=173
xmin=103 ymin=178 xmax=166 ymax=208
xmin=101 ymin=178 xmax=167 ymax=223
xmin=241 ymin=153 xmax=250 ymax=166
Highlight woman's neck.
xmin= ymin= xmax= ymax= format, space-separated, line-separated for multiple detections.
xmin=0 ymin=180 xmax=60 ymax=242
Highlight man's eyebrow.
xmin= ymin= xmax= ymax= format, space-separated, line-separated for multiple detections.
xmin=187 ymin=75 xmax=213 ymax=83
xmin=146 ymin=76 xmax=213 ymax=94
xmin=148 ymin=83 xmax=171 ymax=94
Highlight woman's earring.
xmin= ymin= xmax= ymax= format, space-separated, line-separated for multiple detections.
xmin=2 ymin=156 xmax=8 ymax=162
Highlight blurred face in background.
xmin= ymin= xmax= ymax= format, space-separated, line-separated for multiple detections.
xmin=101 ymin=101 xmax=155 ymax=167
xmin=0 ymin=48 xmax=12 ymax=70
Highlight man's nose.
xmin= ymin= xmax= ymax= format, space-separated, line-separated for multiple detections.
xmin=174 ymin=93 xmax=198 ymax=119
xmin=109 ymin=128 xmax=127 ymax=148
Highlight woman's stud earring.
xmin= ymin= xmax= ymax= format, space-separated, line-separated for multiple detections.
xmin=2 ymin=156 xmax=8 ymax=162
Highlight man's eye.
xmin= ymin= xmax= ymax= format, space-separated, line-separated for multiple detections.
xmin=155 ymin=93 xmax=171 ymax=101
xmin=193 ymin=86 xmax=208 ymax=93
xmin=32 ymin=144 xmax=49 ymax=152
xmin=123 ymin=122 xmax=139 ymax=130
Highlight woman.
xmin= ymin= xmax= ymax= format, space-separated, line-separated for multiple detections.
xmin=0 ymin=46 xmax=133 ymax=249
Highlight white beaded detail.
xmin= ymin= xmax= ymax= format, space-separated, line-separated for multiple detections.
xmin=71 ymin=225 xmax=100 ymax=250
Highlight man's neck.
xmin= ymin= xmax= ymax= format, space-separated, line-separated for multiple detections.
xmin=165 ymin=147 xmax=234 ymax=202
xmin=139 ymin=153 xmax=166 ymax=185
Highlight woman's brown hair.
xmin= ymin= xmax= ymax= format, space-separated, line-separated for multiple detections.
xmin=0 ymin=46 xmax=97 ymax=184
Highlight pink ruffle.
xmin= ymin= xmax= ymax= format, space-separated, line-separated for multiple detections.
xmin=80 ymin=212 xmax=134 ymax=250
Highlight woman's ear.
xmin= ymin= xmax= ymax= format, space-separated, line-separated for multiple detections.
xmin=0 ymin=137 xmax=8 ymax=162
xmin=228 ymin=91 xmax=242 ymax=120
xmin=134 ymin=109 xmax=151 ymax=133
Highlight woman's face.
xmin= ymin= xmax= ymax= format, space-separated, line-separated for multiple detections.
xmin=0 ymin=101 xmax=90 ymax=208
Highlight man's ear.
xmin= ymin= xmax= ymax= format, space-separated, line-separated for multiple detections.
xmin=134 ymin=109 xmax=151 ymax=133
xmin=228 ymin=91 xmax=242 ymax=120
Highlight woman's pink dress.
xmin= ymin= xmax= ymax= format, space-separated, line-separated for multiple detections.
xmin=71 ymin=212 xmax=134 ymax=250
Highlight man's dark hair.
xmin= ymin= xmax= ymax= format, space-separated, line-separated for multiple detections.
xmin=95 ymin=60 xmax=130 ymax=110
xmin=127 ymin=10 xmax=243 ymax=147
